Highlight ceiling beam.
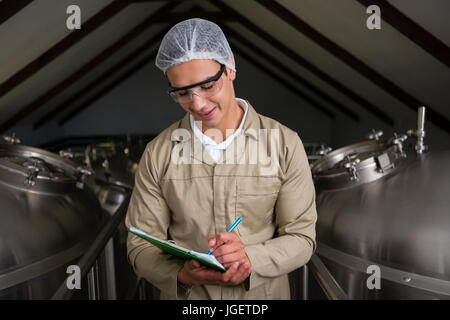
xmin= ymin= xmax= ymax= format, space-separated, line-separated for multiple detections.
xmin=231 ymin=44 xmax=335 ymax=120
xmin=0 ymin=0 xmax=34 ymax=25
xmin=29 ymin=2 xmax=176 ymax=131
xmin=222 ymin=25 xmax=359 ymax=122
xmin=213 ymin=0 xmax=394 ymax=126
xmin=153 ymin=11 xmax=238 ymax=23
xmin=0 ymin=0 xmax=130 ymax=99
xmin=41 ymin=27 xmax=169 ymax=128
xmin=58 ymin=48 xmax=159 ymax=126
xmin=356 ymin=0 xmax=450 ymax=68
xmin=131 ymin=0 xmax=182 ymax=2
xmin=255 ymin=0 xmax=449 ymax=134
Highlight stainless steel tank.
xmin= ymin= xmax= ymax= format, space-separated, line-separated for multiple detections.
xmin=84 ymin=140 xmax=138 ymax=300
xmin=58 ymin=137 xmax=145 ymax=299
xmin=59 ymin=138 xmax=141 ymax=192
xmin=0 ymin=142 xmax=104 ymax=299
xmin=59 ymin=139 xmax=140 ymax=213
xmin=312 ymin=109 xmax=450 ymax=299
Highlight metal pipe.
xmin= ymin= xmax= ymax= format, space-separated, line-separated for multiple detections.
xmin=407 ymin=106 xmax=427 ymax=154
xmin=417 ymin=106 xmax=425 ymax=133
xmin=103 ymin=238 xmax=117 ymax=300
xmin=87 ymin=263 xmax=98 ymax=300
xmin=302 ymin=264 xmax=309 ymax=300
xmin=415 ymin=106 xmax=426 ymax=154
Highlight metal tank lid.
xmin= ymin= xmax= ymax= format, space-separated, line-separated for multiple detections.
xmin=59 ymin=139 xmax=138 ymax=190
xmin=311 ymin=131 xmax=409 ymax=190
xmin=0 ymin=142 xmax=92 ymax=192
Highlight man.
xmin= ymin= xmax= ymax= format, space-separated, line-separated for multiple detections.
xmin=125 ymin=18 xmax=317 ymax=300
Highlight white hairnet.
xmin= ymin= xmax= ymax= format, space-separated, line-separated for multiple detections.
xmin=155 ymin=18 xmax=235 ymax=74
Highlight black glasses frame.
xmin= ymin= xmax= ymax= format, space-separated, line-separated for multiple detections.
xmin=167 ymin=64 xmax=225 ymax=93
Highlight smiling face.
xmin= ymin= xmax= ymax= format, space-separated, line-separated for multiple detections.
xmin=166 ymin=59 xmax=241 ymax=135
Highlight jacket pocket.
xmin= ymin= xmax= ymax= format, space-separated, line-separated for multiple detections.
xmin=235 ymin=177 xmax=281 ymax=237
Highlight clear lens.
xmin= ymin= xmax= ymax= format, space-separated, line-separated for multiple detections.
xmin=170 ymin=77 xmax=223 ymax=103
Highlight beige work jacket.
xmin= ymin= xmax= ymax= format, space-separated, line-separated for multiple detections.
xmin=125 ymin=101 xmax=317 ymax=300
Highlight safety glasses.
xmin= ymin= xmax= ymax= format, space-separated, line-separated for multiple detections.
xmin=167 ymin=64 xmax=225 ymax=103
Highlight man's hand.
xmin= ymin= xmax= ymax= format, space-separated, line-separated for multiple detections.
xmin=208 ymin=232 xmax=252 ymax=270
xmin=177 ymin=259 xmax=252 ymax=286
xmin=177 ymin=232 xmax=253 ymax=287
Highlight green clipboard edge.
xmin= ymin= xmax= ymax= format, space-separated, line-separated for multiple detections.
xmin=128 ymin=229 xmax=226 ymax=272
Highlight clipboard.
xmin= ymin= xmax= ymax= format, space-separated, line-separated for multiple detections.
xmin=128 ymin=227 xmax=226 ymax=272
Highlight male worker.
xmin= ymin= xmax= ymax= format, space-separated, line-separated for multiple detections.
xmin=125 ymin=18 xmax=317 ymax=300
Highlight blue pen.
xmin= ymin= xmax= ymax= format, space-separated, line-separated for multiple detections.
xmin=207 ymin=217 xmax=243 ymax=255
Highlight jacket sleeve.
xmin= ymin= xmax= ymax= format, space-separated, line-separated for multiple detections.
xmin=244 ymin=133 xmax=317 ymax=290
xmin=125 ymin=143 xmax=191 ymax=299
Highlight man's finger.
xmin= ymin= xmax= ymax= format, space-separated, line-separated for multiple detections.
xmin=223 ymin=258 xmax=248 ymax=270
xmin=210 ymin=232 xmax=240 ymax=253
xmin=217 ymin=250 xmax=246 ymax=266
xmin=213 ymin=241 xmax=244 ymax=258
xmin=203 ymin=269 xmax=224 ymax=284
xmin=218 ymin=231 xmax=239 ymax=243
xmin=186 ymin=259 xmax=201 ymax=269
xmin=222 ymin=262 xmax=239 ymax=283
xmin=209 ymin=239 xmax=225 ymax=254
xmin=207 ymin=234 xmax=216 ymax=248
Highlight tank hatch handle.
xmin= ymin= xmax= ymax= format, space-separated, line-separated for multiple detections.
xmin=23 ymin=158 xmax=47 ymax=186
xmin=76 ymin=166 xmax=94 ymax=189
xmin=389 ymin=133 xmax=408 ymax=158
xmin=24 ymin=166 xmax=40 ymax=186
xmin=3 ymin=133 xmax=22 ymax=145
xmin=343 ymin=156 xmax=360 ymax=182
xmin=316 ymin=144 xmax=332 ymax=156
xmin=367 ymin=129 xmax=383 ymax=141
xmin=59 ymin=150 xmax=74 ymax=159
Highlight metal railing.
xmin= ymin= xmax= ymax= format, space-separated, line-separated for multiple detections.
xmin=51 ymin=194 xmax=132 ymax=300
xmin=306 ymin=254 xmax=349 ymax=300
